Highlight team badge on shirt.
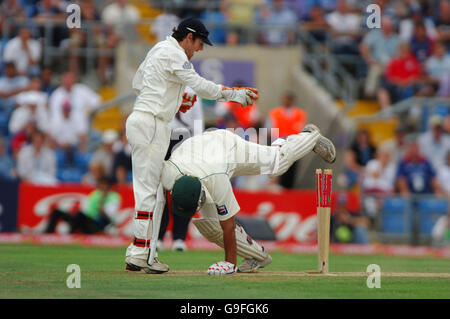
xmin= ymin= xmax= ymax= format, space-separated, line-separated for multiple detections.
xmin=217 ymin=205 xmax=228 ymax=216
xmin=183 ymin=61 xmax=192 ymax=69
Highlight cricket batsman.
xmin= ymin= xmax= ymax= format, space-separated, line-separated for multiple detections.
xmin=125 ymin=18 xmax=258 ymax=274
xmin=158 ymin=124 xmax=336 ymax=275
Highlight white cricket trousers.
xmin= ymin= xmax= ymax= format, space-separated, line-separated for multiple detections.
xmin=230 ymin=130 xmax=321 ymax=178
xmin=125 ymin=110 xmax=171 ymax=261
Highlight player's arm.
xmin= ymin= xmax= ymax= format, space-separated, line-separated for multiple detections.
xmin=219 ymin=216 xmax=237 ymax=266
xmin=170 ymin=52 xmax=257 ymax=107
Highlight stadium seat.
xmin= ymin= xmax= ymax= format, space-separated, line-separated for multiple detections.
xmin=57 ymin=168 xmax=83 ymax=183
xmin=416 ymin=198 xmax=449 ymax=236
xmin=75 ymin=152 xmax=92 ymax=172
xmin=379 ymin=197 xmax=412 ymax=235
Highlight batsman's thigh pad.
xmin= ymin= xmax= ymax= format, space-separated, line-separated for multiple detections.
xmin=192 ymin=218 xmax=269 ymax=261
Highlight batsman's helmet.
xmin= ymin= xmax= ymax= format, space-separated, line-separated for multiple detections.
xmin=171 ymin=175 xmax=202 ymax=217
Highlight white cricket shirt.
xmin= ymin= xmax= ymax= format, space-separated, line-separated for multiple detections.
xmin=132 ymin=36 xmax=222 ymax=122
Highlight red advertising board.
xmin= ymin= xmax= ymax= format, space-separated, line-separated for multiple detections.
xmin=17 ymin=183 xmax=360 ymax=244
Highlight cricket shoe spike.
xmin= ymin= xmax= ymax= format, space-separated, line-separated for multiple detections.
xmin=237 ymin=254 xmax=272 ymax=273
xmin=125 ymin=256 xmax=169 ymax=274
xmin=303 ymin=123 xmax=336 ymax=164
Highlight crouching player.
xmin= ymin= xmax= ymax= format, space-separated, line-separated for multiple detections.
xmin=143 ymin=125 xmax=335 ymax=275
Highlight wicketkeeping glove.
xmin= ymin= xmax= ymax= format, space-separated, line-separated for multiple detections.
xmin=179 ymin=91 xmax=197 ymax=113
xmin=206 ymin=261 xmax=236 ymax=275
xmin=218 ymin=86 xmax=258 ymax=108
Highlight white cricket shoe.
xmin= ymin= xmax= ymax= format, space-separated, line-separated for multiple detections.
xmin=125 ymin=256 xmax=169 ymax=274
xmin=237 ymin=254 xmax=272 ymax=273
xmin=303 ymin=124 xmax=336 ymax=164
xmin=172 ymin=239 xmax=187 ymax=252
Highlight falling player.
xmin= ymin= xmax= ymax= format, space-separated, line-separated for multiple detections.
xmin=155 ymin=124 xmax=336 ymax=275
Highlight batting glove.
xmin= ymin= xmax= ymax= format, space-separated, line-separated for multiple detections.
xmin=218 ymin=86 xmax=258 ymax=108
xmin=206 ymin=261 xmax=236 ymax=276
xmin=179 ymin=91 xmax=197 ymax=113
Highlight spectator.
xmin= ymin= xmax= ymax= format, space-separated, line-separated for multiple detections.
xmin=337 ymin=149 xmax=363 ymax=190
xmin=399 ymin=7 xmax=438 ymax=42
xmin=437 ymin=151 xmax=450 ymax=197
xmin=151 ymin=10 xmax=181 ymax=42
xmin=362 ymin=148 xmax=396 ymax=194
xmin=437 ymin=72 xmax=450 ymax=97
xmin=101 ymin=0 xmax=141 ymax=40
xmin=266 ymin=91 xmax=307 ymax=188
xmin=359 ymin=15 xmax=399 ymax=98
xmin=17 ymin=129 xmax=57 ymax=185
xmin=325 ymin=0 xmax=361 ymax=55
xmin=434 ymin=0 xmax=450 ymax=48
xmin=0 ymin=0 xmax=26 ymax=36
xmin=9 ymin=121 xmax=37 ymax=160
xmin=424 ymin=41 xmax=450 ymax=91
xmin=112 ymin=129 xmax=132 ymax=185
xmin=410 ymin=22 xmax=434 ymax=64
xmin=396 ymin=140 xmax=443 ymax=196
xmin=417 ymin=115 xmax=450 ymax=170
xmin=330 ymin=193 xmax=370 ymax=244
xmin=377 ymin=42 xmax=422 ymax=109
xmin=3 ymin=27 xmax=41 ymax=76
xmin=256 ymin=0 xmax=298 ymax=46
xmin=49 ymin=72 xmax=101 ymax=136
xmin=227 ymin=0 xmax=262 ymax=26
xmin=350 ymin=128 xmax=376 ymax=167
xmin=90 ymin=129 xmax=118 ymax=179
xmin=64 ymin=0 xmax=102 ymax=76
xmin=82 ymin=160 xmax=107 ymax=185
xmin=378 ymin=125 xmax=408 ymax=166
xmin=444 ymin=114 xmax=450 ymax=134
xmin=0 ymin=62 xmax=30 ymax=119
xmin=45 ymin=176 xmax=121 ymax=234
xmin=40 ymin=68 xmax=57 ymax=96
xmin=9 ymin=77 xmax=49 ymax=136
xmin=48 ymin=100 xmax=87 ymax=166
xmin=201 ymin=2 xmax=228 ymax=45
xmin=101 ymin=0 xmax=140 ymax=82
xmin=301 ymin=5 xmax=330 ymax=43
xmin=29 ymin=0 xmax=68 ymax=47
xmin=0 ymin=136 xmax=17 ymax=181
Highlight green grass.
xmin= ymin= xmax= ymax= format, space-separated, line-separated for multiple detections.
xmin=0 ymin=244 xmax=449 ymax=299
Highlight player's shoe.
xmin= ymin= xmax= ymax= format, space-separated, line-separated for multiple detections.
xmin=303 ymin=124 xmax=336 ymax=164
xmin=125 ymin=256 xmax=169 ymax=274
xmin=172 ymin=239 xmax=187 ymax=252
xmin=237 ymin=254 xmax=272 ymax=273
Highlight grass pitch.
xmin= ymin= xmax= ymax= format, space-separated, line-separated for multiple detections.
xmin=1 ymin=243 xmax=449 ymax=299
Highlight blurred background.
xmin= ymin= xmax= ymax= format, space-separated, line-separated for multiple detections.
xmin=0 ymin=0 xmax=449 ymax=253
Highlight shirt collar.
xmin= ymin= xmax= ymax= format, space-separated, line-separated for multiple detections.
xmin=167 ymin=36 xmax=187 ymax=56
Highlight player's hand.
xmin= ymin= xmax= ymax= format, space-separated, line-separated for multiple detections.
xmin=218 ymin=86 xmax=258 ymax=108
xmin=206 ymin=261 xmax=236 ymax=275
xmin=179 ymin=91 xmax=197 ymax=113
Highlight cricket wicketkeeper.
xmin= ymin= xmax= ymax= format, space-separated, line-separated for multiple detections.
xmin=156 ymin=125 xmax=336 ymax=275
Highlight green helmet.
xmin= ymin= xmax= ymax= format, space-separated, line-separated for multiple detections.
xmin=171 ymin=175 xmax=202 ymax=218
